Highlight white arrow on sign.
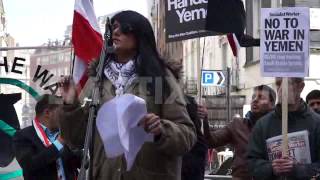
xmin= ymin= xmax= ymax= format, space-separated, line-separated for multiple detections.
xmin=201 ymin=70 xmax=225 ymax=87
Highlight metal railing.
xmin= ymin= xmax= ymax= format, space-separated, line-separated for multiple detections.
xmin=204 ymin=175 xmax=232 ymax=180
xmin=0 ymin=46 xmax=72 ymax=51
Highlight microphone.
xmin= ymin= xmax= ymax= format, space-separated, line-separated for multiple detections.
xmin=105 ymin=18 xmax=114 ymax=53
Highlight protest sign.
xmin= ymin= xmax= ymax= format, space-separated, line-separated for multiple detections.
xmin=260 ymin=7 xmax=310 ymax=77
xmin=261 ymin=7 xmax=310 ymax=156
xmin=165 ymin=0 xmax=215 ymax=42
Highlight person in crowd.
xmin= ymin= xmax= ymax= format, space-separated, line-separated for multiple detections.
xmin=180 ymin=95 xmax=208 ymax=180
xmin=13 ymin=94 xmax=80 ymax=180
xmin=166 ymin=60 xmax=208 ymax=180
xmin=58 ymin=10 xmax=196 ymax=180
xmin=199 ymin=85 xmax=276 ymax=180
xmin=306 ymin=89 xmax=320 ymax=114
xmin=247 ymin=78 xmax=320 ymax=179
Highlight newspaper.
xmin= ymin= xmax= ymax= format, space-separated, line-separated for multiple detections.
xmin=266 ymin=130 xmax=311 ymax=164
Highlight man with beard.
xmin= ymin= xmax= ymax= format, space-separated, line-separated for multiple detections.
xmin=247 ymin=78 xmax=320 ymax=179
xmin=201 ymin=85 xmax=276 ymax=180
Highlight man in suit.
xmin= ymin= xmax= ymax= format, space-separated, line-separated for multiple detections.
xmin=13 ymin=94 xmax=80 ymax=180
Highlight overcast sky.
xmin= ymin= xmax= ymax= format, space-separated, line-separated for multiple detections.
xmin=3 ymin=0 xmax=148 ymax=46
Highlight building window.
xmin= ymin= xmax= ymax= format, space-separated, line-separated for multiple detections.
xmin=271 ymin=0 xmax=282 ymax=7
xmin=282 ymin=0 xmax=295 ymax=7
xmin=245 ymin=0 xmax=272 ymax=65
xmin=255 ymin=0 xmax=262 ymax=37
xmin=42 ymin=57 xmax=49 ymax=65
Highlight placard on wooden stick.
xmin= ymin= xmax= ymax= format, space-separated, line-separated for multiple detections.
xmin=260 ymin=7 xmax=310 ymax=155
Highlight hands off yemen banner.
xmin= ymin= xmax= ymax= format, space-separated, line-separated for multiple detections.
xmin=165 ymin=0 xmax=215 ymax=42
xmin=260 ymin=7 xmax=310 ymax=77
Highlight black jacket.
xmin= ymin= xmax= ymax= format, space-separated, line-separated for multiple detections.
xmin=247 ymin=100 xmax=320 ymax=180
xmin=13 ymin=126 xmax=80 ymax=180
xmin=182 ymin=96 xmax=208 ymax=180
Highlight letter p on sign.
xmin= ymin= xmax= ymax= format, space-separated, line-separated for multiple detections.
xmin=204 ymin=73 xmax=213 ymax=83
xmin=202 ymin=71 xmax=214 ymax=86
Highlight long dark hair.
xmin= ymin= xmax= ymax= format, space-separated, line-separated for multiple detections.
xmin=111 ymin=10 xmax=171 ymax=98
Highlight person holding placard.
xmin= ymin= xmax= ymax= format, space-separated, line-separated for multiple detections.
xmin=247 ymin=77 xmax=320 ymax=179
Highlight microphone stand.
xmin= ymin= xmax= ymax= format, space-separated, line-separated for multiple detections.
xmin=78 ymin=18 xmax=113 ymax=180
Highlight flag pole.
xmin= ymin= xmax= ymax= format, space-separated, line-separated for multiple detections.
xmin=70 ymin=47 xmax=75 ymax=76
xmin=199 ymin=37 xmax=206 ymax=103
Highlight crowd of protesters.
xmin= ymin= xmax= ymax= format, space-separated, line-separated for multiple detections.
xmin=11 ymin=10 xmax=320 ymax=180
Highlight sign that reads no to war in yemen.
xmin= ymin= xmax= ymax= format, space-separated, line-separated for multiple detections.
xmin=260 ymin=7 xmax=310 ymax=77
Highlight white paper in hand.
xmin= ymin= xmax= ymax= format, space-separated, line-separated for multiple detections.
xmin=96 ymin=94 xmax=153 ymax=170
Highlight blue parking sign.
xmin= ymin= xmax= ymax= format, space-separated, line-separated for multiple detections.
xmin=202 ymin=72 xmax=214 ymax=84
xmin=201 ymin=70 xmax=225 ymax=86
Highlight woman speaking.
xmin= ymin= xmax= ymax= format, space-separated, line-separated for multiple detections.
xmin=59 ymin=10 xmax=196 ymax=180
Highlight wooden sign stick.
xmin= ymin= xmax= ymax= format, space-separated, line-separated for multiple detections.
xmin=282 ymin=77 xmax=289 ymax=156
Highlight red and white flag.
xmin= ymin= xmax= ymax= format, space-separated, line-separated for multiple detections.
xmin=227 ymin=33 xmax=241 ymax=57
xmin=72 ymin=0 xmax=103 ymax=90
